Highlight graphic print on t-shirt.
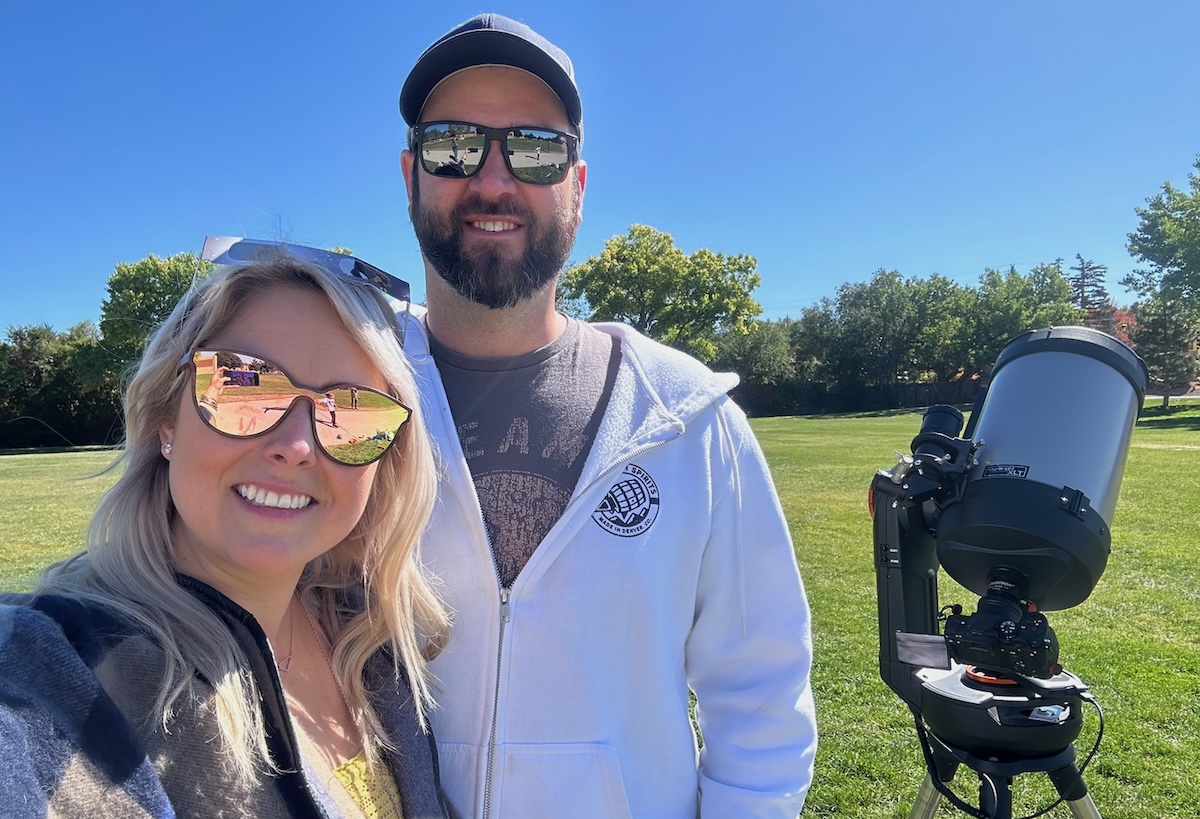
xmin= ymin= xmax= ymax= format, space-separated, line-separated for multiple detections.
xmin=432 ymin=319 xmax=620 ymax=586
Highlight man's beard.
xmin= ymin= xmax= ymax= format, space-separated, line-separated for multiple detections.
xmin=411 ymin=172 xmax=580 ymax=309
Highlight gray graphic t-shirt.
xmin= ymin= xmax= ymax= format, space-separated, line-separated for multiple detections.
xmin=430 ymin=317 xmax=620 ymax=587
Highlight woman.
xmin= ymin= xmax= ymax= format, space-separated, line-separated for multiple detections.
xmin=0 ymin=255 xmax=451 ymax=818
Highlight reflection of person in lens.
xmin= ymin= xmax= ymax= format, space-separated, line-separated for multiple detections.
xmin=433 ymin=133 xmax=467 ymax=176
xmin=0 ymin=258 xmax=451 ymax=817
xmin=197 ymin=365 xmax=229 ymax=422
xmin=397 ymin=13 xmax=816 ymax=819
xmin=323 ymin=391 xmax=338 ymax=427
xmin=435 ymin=157 xmax=468 ymax=177
xmin=350 ymin=386 xmax=360 ymax=409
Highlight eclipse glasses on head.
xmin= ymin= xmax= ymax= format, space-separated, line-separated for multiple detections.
xmin=200 ymin=236 xmax=410 ymax=304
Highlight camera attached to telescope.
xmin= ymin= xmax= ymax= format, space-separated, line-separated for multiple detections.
xmin=870 ymin=326 xmax=1147 ymax=819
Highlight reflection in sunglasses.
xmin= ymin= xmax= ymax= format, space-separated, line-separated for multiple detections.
xmin=184 ymin=350 xmax=411 ymax=467
xmin=414 ymin=120 xmax=577 ymax=185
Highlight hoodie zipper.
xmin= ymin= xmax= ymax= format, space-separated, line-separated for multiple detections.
xmin=481 ymin=585 xmax=510 ymax=819
xmin=476 ymin=392 xmax=683 ymax=817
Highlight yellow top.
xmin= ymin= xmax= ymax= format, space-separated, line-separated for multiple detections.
xmin=330 ymin=749 xmax=404 ymax=819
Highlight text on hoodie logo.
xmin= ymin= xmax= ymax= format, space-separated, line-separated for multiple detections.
xmin=592 ymin=464 xmax=660 ymax=537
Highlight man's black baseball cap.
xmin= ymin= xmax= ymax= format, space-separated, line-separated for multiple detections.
xmin=399 ymin=13 xmax=583 ymax=138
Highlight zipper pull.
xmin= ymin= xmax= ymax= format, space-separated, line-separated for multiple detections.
xmin=499 ymin=587 xmax=511 ymax=624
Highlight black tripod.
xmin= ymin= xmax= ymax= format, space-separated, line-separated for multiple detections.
xmin=905 ymin=665 xmax=1102 ymax=819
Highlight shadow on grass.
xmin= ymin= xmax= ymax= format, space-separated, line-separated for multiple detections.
xmin=1136 ymin=412 xmax=1200 ymax=431
xmin=0 ymin=445 xmax=119 ymax=457
xmin=794 ymin=401 xmax=1199 ymax=429
xmin=1137 ymin=398 xmax=1200 ymax=429
xmin=799 ymin=404 xmax=974 ymax=421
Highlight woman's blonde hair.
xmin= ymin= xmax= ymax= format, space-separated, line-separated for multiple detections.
xmin=37 ymin=255 xmax=447 ymax=779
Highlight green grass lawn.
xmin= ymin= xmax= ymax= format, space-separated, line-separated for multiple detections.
xmin=760 ymin=398 xmax=1200 ymax=817
xmin=0 ymin=449 xmax=121 ymax=591
xmin=1 ymin=399 xmax=1197 ymax=816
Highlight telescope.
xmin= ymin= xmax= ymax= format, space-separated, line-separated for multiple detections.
xmin=870 ymin=326 xmax=1147 ymax=819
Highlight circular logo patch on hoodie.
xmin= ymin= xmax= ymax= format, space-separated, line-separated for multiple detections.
xmin=592 ymin=464 xmax=660 ymax=537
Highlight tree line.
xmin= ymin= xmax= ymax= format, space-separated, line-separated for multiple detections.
xmin=3 ymin=158 xmax=1199 ymax=449
xmin=563 ymin=157 xmax=1200 ymax=415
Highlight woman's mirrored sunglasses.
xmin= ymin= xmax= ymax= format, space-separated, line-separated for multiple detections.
xmin=179 ymin=349 xmax=412 ymax=467
xmin=411 ymin=121 xmax=579 ymax=185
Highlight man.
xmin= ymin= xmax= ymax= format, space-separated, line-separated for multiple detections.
xmin=396 ymin=13 xmax=817 ymax=818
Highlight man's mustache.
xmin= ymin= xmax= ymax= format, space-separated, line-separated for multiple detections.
xmin=450 ymin=196 xmax=532 ymax=222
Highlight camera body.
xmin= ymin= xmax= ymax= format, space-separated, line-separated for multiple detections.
xmin=942 ymin=592 xmax=1059 ymax=679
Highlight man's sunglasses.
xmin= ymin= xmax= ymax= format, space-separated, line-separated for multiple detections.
xmin=179 ymin=349 xmax=412 ymax=467
xmin=410 ymin=121 xmax=579 ymax=185
xmin=200 ymin=237 xmax=411 ymax=304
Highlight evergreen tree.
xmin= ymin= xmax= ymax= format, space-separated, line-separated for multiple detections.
xmin=1131 ymin=294 xmax=1200 ymax=407
xmin=1067 ymin=254 xmax=1114 ymax=331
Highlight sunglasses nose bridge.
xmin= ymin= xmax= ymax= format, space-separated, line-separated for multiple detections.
xmin=473 ymin=135 xmax=520 ymax=187
xmin=264 ymin=394 xmax=325 ymax=461
xmin=273 ymin=392 xmax=317 ymax=431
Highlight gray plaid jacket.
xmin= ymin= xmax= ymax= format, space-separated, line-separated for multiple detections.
xmin=0 ymin=578 xmax=451 ymax=818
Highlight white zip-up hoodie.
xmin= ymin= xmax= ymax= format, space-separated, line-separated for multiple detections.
xmin=402 ymin=307 xmax=817 ymax=818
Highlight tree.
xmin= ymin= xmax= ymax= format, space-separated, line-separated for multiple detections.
xmin=712 ymin=319 xmax=796 ymax=387
xmin=1121 ymin=263 xmax=1199 ymax=407
xmin=554 ymin=280 xmax=591 ymax=320
xmin=825 ymin=270 xmax=920 ymax=389
xmin=788 ymin=302 xmax=838 ymax=384
xmin=1130 ymin=293 xmax=1199 ymax=408
xmin=1108 ymin=305 xmax=1138 ymax=348
xmin=910 ymin=274 xmax=977 ymax=385
xmin=1125 ymin=155 xmax=1200 ymax=404
xmin=99 ymin=252 xmax=212 ymax=359
xmin=971 ymin=264 xmax=1082 ymax=376
xmin=0 ymin=323 xmax=121 ymax=448
xmin=560 ymin=224 xmax=762 ymax=361
xmin=1127 ymin=154 xmax=1200 ymax=305
xmin=216 ymin=351 xmax=243 ymax=369
xmin=1066 ymin=254 xmax=1114 ymax=331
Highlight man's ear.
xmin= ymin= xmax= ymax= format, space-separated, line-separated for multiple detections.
xmin=575 ymin=160 xmax=587 ymax=226
xmin=401 ymin=150 xmax=416 ymax=206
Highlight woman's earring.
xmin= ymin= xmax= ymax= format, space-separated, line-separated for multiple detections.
xmin=162 ymin=442 xmax=173 ymax=456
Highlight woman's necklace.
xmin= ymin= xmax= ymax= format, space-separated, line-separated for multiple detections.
xmin=277 ymin=596 xmax=296 ymax=672
xmin=286 ymin=593 xmax=362 ymax=775
xmin=300 ymin=601 xmax=332 ymax=670
xmin=297 ymin=594 xmax=350 ymax=707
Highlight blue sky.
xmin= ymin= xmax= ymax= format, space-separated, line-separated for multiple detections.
xmin=3 ymin=1 xmax=1199 ymax=334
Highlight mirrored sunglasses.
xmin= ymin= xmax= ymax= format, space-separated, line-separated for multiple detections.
xmin=179 ymin=349 xmax=412 ymax=467
xmin=412 ymin=120 xmax=578 ymax=185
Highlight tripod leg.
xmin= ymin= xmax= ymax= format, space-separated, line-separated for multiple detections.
xmin=910 ymin=734 xmax=960 ymax=819
xmin=1048 ymin=762 xmax=1102 ymax=819
xmin=1065 ymin=795 xmax=1102 ymax=819
xmin=908 ymin=772 xmax=942 ymax=819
